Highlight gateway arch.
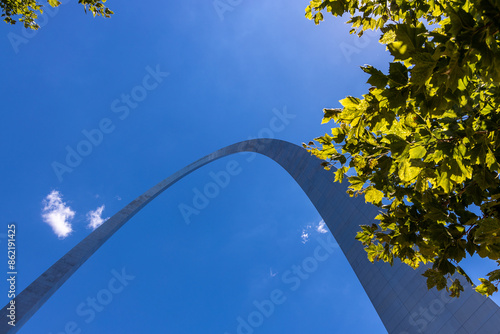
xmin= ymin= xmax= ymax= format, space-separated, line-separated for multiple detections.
xmin=2 ymin=139 xmax=500 ymax=333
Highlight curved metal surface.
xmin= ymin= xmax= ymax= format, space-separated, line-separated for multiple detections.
xmin=1 ymin=139 xmax=499 ymax=333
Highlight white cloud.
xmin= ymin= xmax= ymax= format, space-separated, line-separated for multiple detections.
xmin=301 ymin=229 xmax=309 ymax=244
xmin=300 ymin=220 xmax=329 ymax=244
xmin=316 ymin=220 xmax=328 ymax=234
xmin=86 ymin=205 xmax=109 ymax=230
xmin=41 ymin=190 xmax=75 ymax=239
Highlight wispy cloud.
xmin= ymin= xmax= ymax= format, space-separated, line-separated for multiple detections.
xmin=86 ymin=205 xmax=109 ymax=230
xmin=41 ymin=190 xmax=75 ymax=239
xmin=301 ymin=220 xmax=329 ymax=244
xmin=316 ymin=220 xmax=328 ymax=234
xmin=301 ymin=229 xmax=309 ymax=244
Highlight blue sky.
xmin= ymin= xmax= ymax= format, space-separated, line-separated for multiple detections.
xmin=1 ymin=1 xmax=498 ymax=333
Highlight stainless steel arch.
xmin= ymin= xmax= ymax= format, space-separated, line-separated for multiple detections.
xmin=2 ymin=139 xmax=499 ymax=333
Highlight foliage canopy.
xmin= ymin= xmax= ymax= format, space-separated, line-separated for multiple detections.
xmin=1 ymin=0 xmax=113 ymax=29
xmin=305 ymin=0 xmax=500 ymax=297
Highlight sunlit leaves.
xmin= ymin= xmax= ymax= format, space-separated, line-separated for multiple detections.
xmin=322 ymin=108 xmax=342 ymax=124
xmin=365 ymin=187 xmax=384 ymax=205
xmin=387 ymin=22 xmax=427 ymax=60
xmin=305 ymin=0 xmax=500 ymax=297
xmin=476 ymin=278 xmax=498 ymax=296
xmin=398 ymin=160 xmax=421 ymax=183
xmin=334 ymin=166 xmax=349 ymax=182
xmin=409 ymin=146 xmax=427 ymax=159
xmin=47 ymin=0 xmax=60 ymax=7
xmin=1 ymin=0 xmax=113 ymax=29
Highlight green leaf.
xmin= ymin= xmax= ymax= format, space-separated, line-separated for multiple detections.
xmin=331 ymin=127 xmax=345 ymax=143
xmin=435 ymin=258 xmax=456 ymax=275
xmin=348 ymin=176 xmax=366 ymax=191
xmin=361 ymin=65 xmax=388 ymax=89
xmin=474 ymin=218 xmax=500 ymax=246
xmin=476 ymin=278 xmax=498 ymax=297
xmin=409 ymin=146 xmax=427 ymax=159
xmin=387 ymin=41 xmax=409 ymax=60
xmin=322 ymin=108 xmax=342 ymax=124
xmin=437 ymin=169 xmax=453 ymax=193
xmin=48 ymin=0 xmax=61 ymax=6
xmin=334 ymin=166 xmax=349 ymax=182
xmin=388 ymin=62 xmax=408 ymax=87
xmin=339 ymin=96 xmax=361 ymax=109
xmin=379 ymin=29 xmax=396 ymax=44
xmin=394 ymin=22 xmax=426 ymax=54
xmin=398 ymin=160 xmax=420 ymax=182
xmin=365 ymin=187 xmax=384 ymax=204
xmin=314 ymin=11 xmax=324 ymax=25
xmin=423 ymin=268 xmax=447 ymax=290
xmin=486 ymin=149 xmax=497 ymax=168
xmin=410 ymin=53 xmax=437 ymax=85
xmin=449 ymin=279 xmax=464 ymax=298
xmin=381 ymin=86 xmax=407 ymax=107
xmin=487 ymin=269 xmax=500 ymax=282
xmin=446 ymin=242 xmax=466 ymax=263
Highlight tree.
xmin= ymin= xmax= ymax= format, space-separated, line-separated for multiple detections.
xmin=304 ymin=0 xmax=500 ymax=297
xmin=1 ymin=0 xmax=113 ymax=29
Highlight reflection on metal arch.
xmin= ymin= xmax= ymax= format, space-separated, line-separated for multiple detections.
xmin=2 ymin=139 xmax=499 ymax=333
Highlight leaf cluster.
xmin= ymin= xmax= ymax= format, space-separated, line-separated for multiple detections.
xmin=305 ymin=0 xmax=500 ymax=297
xmin=1 ymin=0 xmax=113 ymax=29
